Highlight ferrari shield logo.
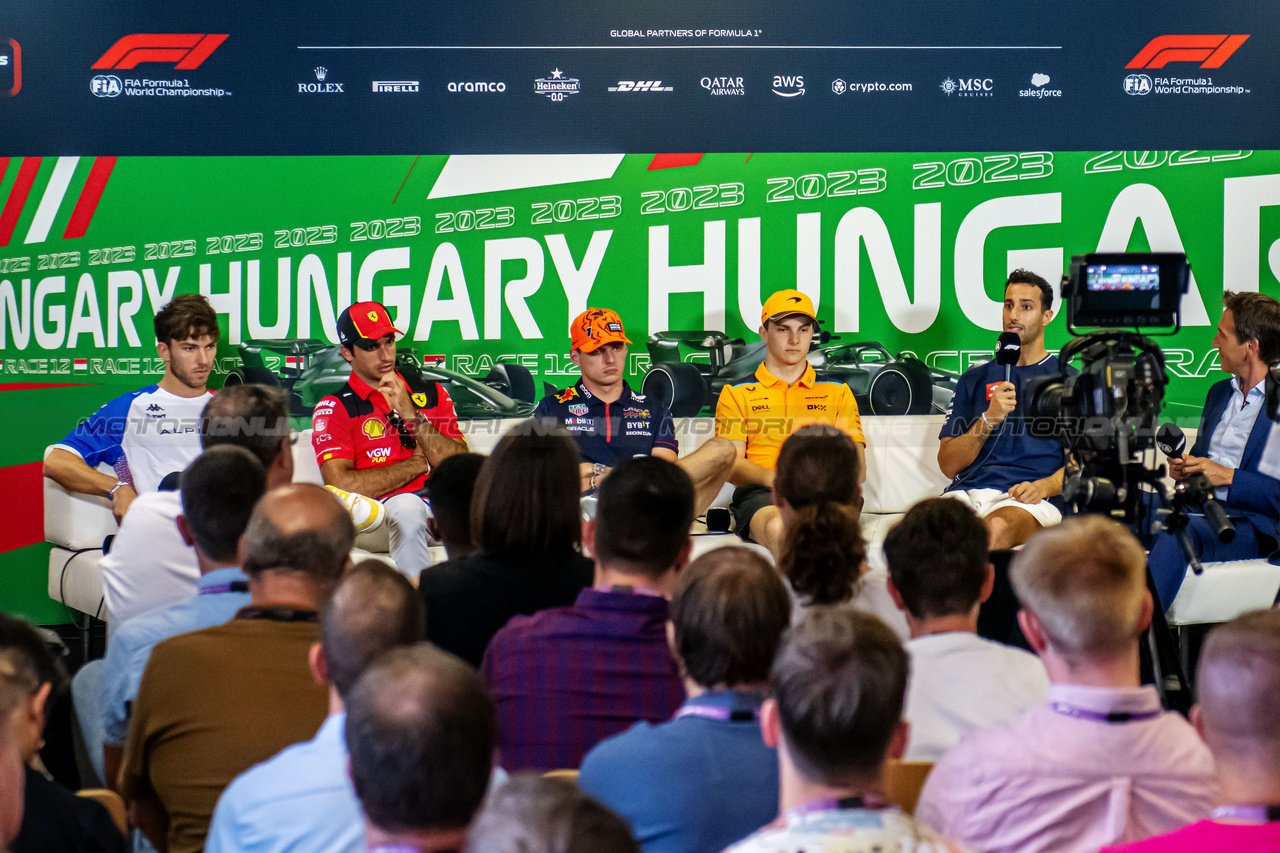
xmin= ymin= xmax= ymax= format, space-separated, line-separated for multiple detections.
xmin=367 ymin=310 xmax=379 ymax=322
xmin=412 ymin=393 xmax=427 ymax=408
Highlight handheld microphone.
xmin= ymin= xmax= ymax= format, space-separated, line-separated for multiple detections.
xmin=1156 ymin=423 xmax=1186 ymax=459
xmin=1158 ymin=422 xmax=1236 ymax=543
xmin=995 ymin=332 xmax=1021 ymax=384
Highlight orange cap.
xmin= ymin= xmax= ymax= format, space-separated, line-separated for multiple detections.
xmin=761 ymin=289 xmax=817 ymax=326
xmin=570 ymin=308 xmax=632 ymax=353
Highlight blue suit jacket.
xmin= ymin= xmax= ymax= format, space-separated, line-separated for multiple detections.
xmin=1190 ymin=378 xmax=1280 ymax=543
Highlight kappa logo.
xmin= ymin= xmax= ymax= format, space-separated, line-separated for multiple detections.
xmin=362 ymin=418 xmax=386 ymax=439
xmin=1126 ymin=35 xmax=1250 ymax=70
xmin=146 ymin=403 xmax=164 ymax=413
xmin=93 ymin=34 xmax=228 ymax=70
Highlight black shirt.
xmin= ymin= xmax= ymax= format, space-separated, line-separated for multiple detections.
xmin=12 ymin=765 xmax=128 ymax=853
xmin=420 ymin=550 xmax=594 ymax=667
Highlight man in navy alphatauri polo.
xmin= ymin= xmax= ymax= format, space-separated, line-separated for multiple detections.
xmin=534 ymin=308 xmax=735 ymax=517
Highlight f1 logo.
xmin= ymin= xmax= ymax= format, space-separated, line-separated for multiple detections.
xmin=0 ymin=39 xmax=19 ymax=97
xmin=92 ymin=33 xmax=227 ymax=70
xmin=1126 ymin=35 xmax=1250 ymax=70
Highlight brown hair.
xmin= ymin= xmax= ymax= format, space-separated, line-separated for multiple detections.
xmin=1010 ymin=516 xmax=1147 ymax=665
xmin=1197 ymin=610 xmax=1280 ymax=765
xmin=775 ymin=425 xmax=860 ymax=510
xmin=1223 ymin=290 xmax=1280 ymax=365
xmin=884 ymin=498 xmax=989 ymax=619
xmin=154 ymin=293 xmax=219 ymax=346
xmin=772 ymin=608 xmax=907 ymax=786
xmin=670 ymin=547 xmax=791 ymax=688
xmin=201 ymin=384 xmax=289 ymax=470
xmin=464 ymin=775 xmax=638 ymax=853
xmin=470 ymin=422 xmax=582 ymax=564
xmin=779 ymin=502 xmax=865 ymax=606
xmin=321 ymin=561 xmax=426 ymax=700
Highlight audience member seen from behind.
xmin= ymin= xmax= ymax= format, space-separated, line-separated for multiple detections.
xmin=580 ymin=546 xmax=791 ymax=853
xmin=0 ymin=615 xmax=126 ymax=853
xmin=915 ymin=516 xmax=1215 ymax=853
xmin=726 ymin=608 xmax=965 ymax=853
xmin=422 ymin=452 xmax=486 ymax=561
xmin=0 ymin=646 xmax=27 ymax=848
xmin=465 ymin=775 xmax=639 ymax=853
xmin=483 ymin=456 xmax=693 ymax=771
xmin=346 ymin=644 xmax=495 ymax=853
xmin=97 ymin=443 xmax=267 ymax=799
xmin=421 ymin=425 xmax=593 ymax=667
xmin=119 ymin=484 xmax=355 ymax=853
xmin=767 ymin=426 xmax=908 ymax=640
xmin=883 ymin=498 xmax=1048 ymax=761
xmin=206 ymin=561 xmax=427 ymax=853
xmin=1102 ymin=609 xmax=1280 ymax=853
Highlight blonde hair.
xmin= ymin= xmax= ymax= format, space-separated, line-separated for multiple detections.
xmin=1010 ymin=516 xmax=1147 ymax=663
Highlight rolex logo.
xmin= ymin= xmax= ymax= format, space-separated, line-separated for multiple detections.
xmin=315 ymin=67 xmax=327 ymax=81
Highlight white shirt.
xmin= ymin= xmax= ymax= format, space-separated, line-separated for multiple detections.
xmin=101 ymin=490 xmax=199 ymax=626
xmin=903 ymin=632 xmax=1049 ymax=761
xmin=1206 ymin=376 xmax=1266 ymax=500
xmin=788 ymin=568 xmax=911 ymax=643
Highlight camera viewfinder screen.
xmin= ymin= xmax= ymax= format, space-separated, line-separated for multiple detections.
xmin=1086 ymin=264 xmax=1160 ymax=292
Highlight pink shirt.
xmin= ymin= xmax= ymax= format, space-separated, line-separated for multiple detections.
xmin=1101 ymin=819 xmax=1280 ymax=853
xmin=915 ymin=684 xmax=1216 ymax=853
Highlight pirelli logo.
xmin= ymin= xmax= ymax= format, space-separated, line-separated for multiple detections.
xmin=92 ymin=34 xmax=228 ymax=70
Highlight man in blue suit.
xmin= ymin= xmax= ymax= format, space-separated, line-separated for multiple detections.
xmin=1149 ymin=291 xmax=1280 ymax=610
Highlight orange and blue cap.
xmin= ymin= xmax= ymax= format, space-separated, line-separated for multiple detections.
xmin=571 ymin=308 xmax=632 ymax=353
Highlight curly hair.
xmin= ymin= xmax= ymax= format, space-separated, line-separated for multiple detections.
xmin=778 ymin=502 xmax=867 ymax=606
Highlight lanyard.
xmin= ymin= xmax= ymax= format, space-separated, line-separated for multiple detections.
xmin=675 ymin=703 xmax=759 ymax=723
xmin=606 ymin=584 xmax=665 ymax=598
xmin=1048 ymin=702 xmax=1162 ymax=724
xmin=198 ymin=581 xmax=248 ymax=596
xmin=235 ymin=606 xmax=319 ymax=623
xmin=1212 ymin=805 xmax=1280 ymax=822
xmin=369 ymin=847 xmax=459 ymax=853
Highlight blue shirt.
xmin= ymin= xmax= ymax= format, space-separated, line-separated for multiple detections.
xmin=1206 ymin=376 xmax=1266 ymax=501
xmin=533 ymin=380 xmax=678 ymax=470
xmin=205 ymin=713 xmax=361 ymax=853
xmin=579 ymin=689 xmax=778 ymax=853
xmin=100 ymin=567 xmax=251 ymax=747
xmin=940 ymin=355 xmax=1070 ymax=493
xmin=207 ymin=713 xmax=510 ymax=853
xmin=55 ymin=384 xmax=211 ymax=495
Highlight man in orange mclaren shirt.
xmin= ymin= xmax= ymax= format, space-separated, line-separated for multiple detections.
xmin=715 ymin=289 xmax=866 ymax=542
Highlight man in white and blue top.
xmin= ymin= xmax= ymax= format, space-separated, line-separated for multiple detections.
xmin=1147 ymin=291 xmax=1280 ymax=610
xmin=938 ymin=270 xmax=1071 ymax=550
xmin=580 ymin=547 xmax=791 ymax=853
xmin=725 ymin=608 xmax=967 ymax=853
xmin=205 ymin=562 xmax=429 ymax=853
xmin=96 ymin=445 xmax=265 ymax=802
xmin=44 ymin=293 xmax=220 ymax=520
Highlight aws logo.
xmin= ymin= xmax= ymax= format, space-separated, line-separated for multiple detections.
xmin=362 ymin=418 xmax=386 ymax=439
xmin=1126 ymin=35 xmax=1249 ymax=69
xmin=93 ymin=33 xmax=228 ymax=70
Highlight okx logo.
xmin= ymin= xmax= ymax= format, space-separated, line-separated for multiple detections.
xmin=93 ymin=34 xmax=227 ymax=70
xmin=0 ymin=38 xmax=19 ymax=97
xmin=1126 ymin=35 xmax=1249 ymax=69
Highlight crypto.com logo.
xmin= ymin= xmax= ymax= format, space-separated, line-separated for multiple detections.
xmin=1126 ymin=35 xmax=1249 ymax=69
xmin=92 ymin=34 xmax=228 ymax=70
xmin=1 ymin=38 xmax=19 ymax=97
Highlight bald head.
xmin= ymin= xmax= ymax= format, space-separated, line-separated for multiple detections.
xmin=241 ymin=484 xmax=355 ymax=588
xmin=1198 ymin=610 xmax=1280 ymax=767
xmin=346 ymin=644 xmax=495 ymax=835
xmin=321 ymin=561 xmax=426 ymax=699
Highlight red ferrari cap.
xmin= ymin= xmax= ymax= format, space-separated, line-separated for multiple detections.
xmin=338 ymin=302 xmax=403 ymax=345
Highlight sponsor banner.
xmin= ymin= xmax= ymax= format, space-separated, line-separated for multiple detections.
xmin=4 ymin=3 xmax=1279 ymax=154
xmin=2 ymin=150 xmax=1277 ymax=424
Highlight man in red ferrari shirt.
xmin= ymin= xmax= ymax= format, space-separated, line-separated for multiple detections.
xmin=313 ymin=302 xmax=467 ymax=574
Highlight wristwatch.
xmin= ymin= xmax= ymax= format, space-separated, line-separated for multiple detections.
xmin=590 ymin=462 xmax=607 ymax=490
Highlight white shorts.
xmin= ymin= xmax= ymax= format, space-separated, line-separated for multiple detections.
xmin=943 ymin=488 xmax=1062 ymax=528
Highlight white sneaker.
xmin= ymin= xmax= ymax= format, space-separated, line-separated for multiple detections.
xmin=325 ymin=485 xmax=385 ymax=534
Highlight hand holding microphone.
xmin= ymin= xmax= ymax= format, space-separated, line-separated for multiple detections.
xmin=986 ymin=332 xmax=1023 ymax=426
xmin=1157 ymin=423 xmax=1236 ymax=544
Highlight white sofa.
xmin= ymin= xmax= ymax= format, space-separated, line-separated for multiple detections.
xmin=44 ymin=418 xmax=1279 ymax=626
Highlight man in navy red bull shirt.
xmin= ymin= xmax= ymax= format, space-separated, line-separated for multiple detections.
xmin=312 ymin=301 xmax=467 ymax=575
xmin=534 ymin=308 xmax=734 ymax=517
